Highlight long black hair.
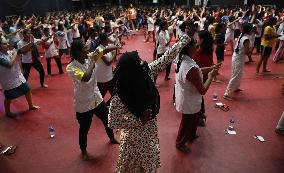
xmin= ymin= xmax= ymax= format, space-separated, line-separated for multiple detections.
xmin=175 ymin=38 xmax=196 ymax=73
xmin=198 ymin=30 xmax=214 ymax=56
xmin=112 ymin=51 xmax=160 ymax=119
xmin=70 ymin=39 xmax=84 ymax=61
xmin=158 ymin=19 xmax=167 ymax=33
xmin=235 ymin=23 xmax=253 ymax=53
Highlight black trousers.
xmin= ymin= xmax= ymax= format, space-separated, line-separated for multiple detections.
xmin=22 ymin=59 xmax=45 ymax=86
xmin=76 ymin=101 xmax=114 ymax=151
xmin=59 ymin=49 xmax=69 ymax=58
xmin=46 ymin=56 xmax=63 ymax=75
xmin=97 ymin=80 xmax=114 ymax=98
xmin=201 ymin=97 xmax=205 ymax=115
xmin=254 ymin=37 xmax=261 ymax=53
xmin=156 ymin=53 xmax=172 ymax=80
xmin=165 ymin=63 xmax=172 ymax=78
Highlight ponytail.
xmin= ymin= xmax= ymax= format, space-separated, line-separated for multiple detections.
xmin=175 ymin=38 xmax=196 ymax=73
xmin=235 ymin=23 xmax=253 ymax=53
xmin=175 ymin=53 xmax=184 ymax=73
xmin=234 ymin=33 xmax=244 ymax=53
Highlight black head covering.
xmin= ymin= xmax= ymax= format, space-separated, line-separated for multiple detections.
xmin=112 ymin=51 xmax=160 ymax=119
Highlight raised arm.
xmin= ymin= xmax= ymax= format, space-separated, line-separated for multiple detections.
xmin=149 ymin=34 xmax=190 ymax=76
xmin=1 ymin=49 xmax=18 ymax=68
xmin=228 ymin=18 xmax=241 ymax=26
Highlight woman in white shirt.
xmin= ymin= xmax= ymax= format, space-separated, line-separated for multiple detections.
xmin=42 ymin=28 xmax=63 ymax=76
xmin=175 ymin=39 xmax=218 ymax=152
xmin=224 ymin=23 xmax=253 ymax=100
xmin=176 ymin=16 xmax=184 ymax=40
xmin=95 ymin=33 xmax=116 ymax=98
xmin=0 ymin=38 xmax=39 ymax=117
xmin=156 ymin=19 xmax=171 ymax=81
xmin=71 ymin=23 xmax=80 ymax=40
xmin=56 ymin=24 xmax=70 ymax=59
xmin=145 ymin=12 xmax=155 ymax=42
xmin=225 ymin=16 xmax=236 ymax=55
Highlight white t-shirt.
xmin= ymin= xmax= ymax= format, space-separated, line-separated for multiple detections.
xmin=147 ymin=17 xmax=155 ymax=32
xmin=233 ymin=35 xmax=249 ymax=58
xmin=66 ymin=59 xmax=103 ymax=113
xmin=248 ymin=34 xmax=255 ymax=48
xmin=234 ymin=18 xmax=243 ymax=30
xmin=277 ymin=23 xmax=284 ymax=41
xmin=168 ymin=25 xmax=174 ymax=35
xmin=42 ymin=35 xmax=59 ymax=58
xmin=18 ymin=39 xmax=42 ymax=63
xmin=0 ymin=51 xmax=26 ymax=90
xmin=96 ymin=16 xmax=105 ymax=28
xmin=71 ymin=24 xmax=80 ymax=39
xmin=56 ymin=31 xmax=68 ymax=49
xmin=95 ymin=44 xmax=114 ymax=83
xmin=157 ymin=30 xmax=170 ymax=54
xmin=175 ymin=55 xmax=203 ymax=114
xmin=176 ymin=20 xmax=184 ymax=38
xmin=18 ymin=40 xmax=32 ymax=63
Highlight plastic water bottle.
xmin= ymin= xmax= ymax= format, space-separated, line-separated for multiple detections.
xmin=212 ymin=91 xmax=218 ymax=101
xmin=228 ymin=116 xmax=235 ymax=130
xmin=48 ymin=125 xmax=55 ymax=138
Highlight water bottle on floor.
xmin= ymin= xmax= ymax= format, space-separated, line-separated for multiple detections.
xmin=228 ymin=116 xmax=235 ymax=130
xmin=48 ymin=125 xmax=55 ymax=138
xmin=212 ymin=91 xmax=218 ymax=101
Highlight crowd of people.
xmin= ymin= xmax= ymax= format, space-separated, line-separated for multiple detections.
xmin=1 ymin=2 xmax=284 ymax=173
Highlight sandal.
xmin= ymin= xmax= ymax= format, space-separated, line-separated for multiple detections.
xmin=198 ymin=114 xmax=206 ymax=127
xmin=215 ymin=102 xmax=230 ymax=112
xmin=234 ymin=88 xmax=243 ymax=93
xmin=1 ymin=145 xmax=17 ymax=155
xmin=5 ymin=112 xmax=16 ymax=118
xmin=275 ymin=129 xmax=284 ymax=136
xmin=223 ymin=95 xmax=233 ymax=101
xmin=189 ymin=135 xmax=199 ymax=142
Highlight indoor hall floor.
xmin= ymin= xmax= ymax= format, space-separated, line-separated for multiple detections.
xmin=0 ymin=31 xmax=284 ymax=173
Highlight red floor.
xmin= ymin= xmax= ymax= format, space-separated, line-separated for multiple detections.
xmin=0 ymin=32 xmax=284 ymax=173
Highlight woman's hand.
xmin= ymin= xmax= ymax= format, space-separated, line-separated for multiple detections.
xmin=88 ymin=47 xmax=104 ymax=62
xmin=208 ymin=68 xmax=218 ymax=79
xmin=213 ymin=62 xmax=222 ymax=70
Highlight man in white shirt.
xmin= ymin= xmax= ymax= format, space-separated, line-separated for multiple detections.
xmin=66 ymin=39 xmax=118 ymax=161
xmin=18 ymin=29 xmax=47 ymax=88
